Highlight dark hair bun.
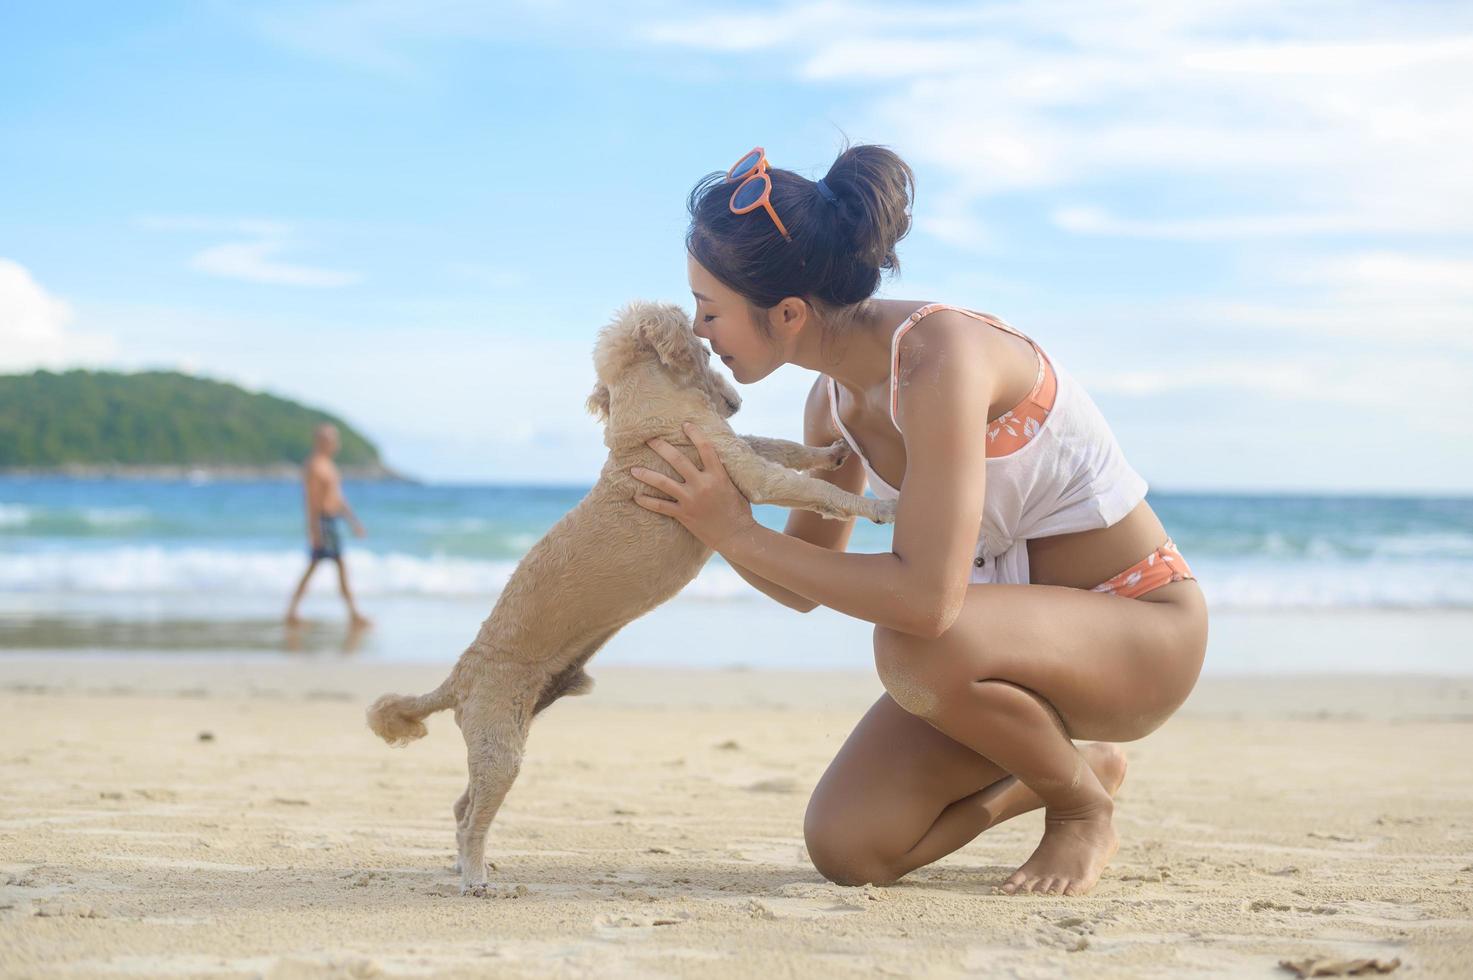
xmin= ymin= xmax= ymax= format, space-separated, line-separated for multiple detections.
xmin=686 ymin=142 xmax=916 ymax=309
xmin=821 ymin=144 xmax=915 ymax=280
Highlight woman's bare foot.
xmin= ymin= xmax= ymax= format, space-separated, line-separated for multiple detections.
xmin=1000 ymin=797 xmax=1118 ymax=896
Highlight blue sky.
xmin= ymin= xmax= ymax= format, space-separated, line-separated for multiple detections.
xmin=3 ymin=1 xmax=1470 ymax=492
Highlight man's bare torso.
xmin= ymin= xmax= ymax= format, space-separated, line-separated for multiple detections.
xmin=306 ymin=454 xmax=345 ymax=517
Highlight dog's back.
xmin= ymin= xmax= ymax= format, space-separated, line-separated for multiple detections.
xmin=366 ymin=460 xmax=712 ymax=744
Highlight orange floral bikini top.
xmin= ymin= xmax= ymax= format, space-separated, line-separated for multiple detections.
xmin=827 ymin=304 xmax=1059 ymax=478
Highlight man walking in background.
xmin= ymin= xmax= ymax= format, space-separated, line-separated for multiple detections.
xmin=285 ymin=423 xmax=370 ymax=626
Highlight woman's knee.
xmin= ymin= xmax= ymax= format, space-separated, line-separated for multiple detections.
xmin=872 ymin=625 xmax=966 ymax=719
xmin=802 ymin=813 xmax=900 ymax=887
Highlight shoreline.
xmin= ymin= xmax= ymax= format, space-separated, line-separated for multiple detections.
xmin=4 ymin=472 xmax=1470 ymax=497
xmin=2 ymin=656 xmax=1473 ymax=718
xmin=4 ymin=605 xmax=1472 ymax=675
xmin=0 ymin=463 xmax=411 ymax=481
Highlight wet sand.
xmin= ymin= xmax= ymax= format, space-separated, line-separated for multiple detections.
xmin=2 ymin=657 xmax=1471 ymax=978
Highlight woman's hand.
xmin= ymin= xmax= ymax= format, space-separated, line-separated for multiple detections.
xmin=630 ymin=422 xmax=756 ymax=552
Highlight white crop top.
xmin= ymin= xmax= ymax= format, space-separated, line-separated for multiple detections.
xmin=826 ymin=305 xmax=1148 ymax=586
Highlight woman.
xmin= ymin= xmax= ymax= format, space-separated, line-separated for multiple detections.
xmin=630 ymin=145 xmax=1208 ymax=897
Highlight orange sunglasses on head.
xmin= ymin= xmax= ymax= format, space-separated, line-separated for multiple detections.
xmin=726 ymin=147 xmax=791 ymax=241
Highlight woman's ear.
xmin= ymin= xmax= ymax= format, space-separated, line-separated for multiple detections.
xmin=586 ymin=381 xmax=611 ymax=422
xmin=769 ymin=296 xmax=809 ymax=343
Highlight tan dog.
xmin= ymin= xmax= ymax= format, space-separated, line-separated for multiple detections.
xmin=367 ymin=301 xmax=891 ymax=895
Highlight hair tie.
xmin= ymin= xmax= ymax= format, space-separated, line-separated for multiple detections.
xmin=815 ymin=178 xmax=840 ymax=207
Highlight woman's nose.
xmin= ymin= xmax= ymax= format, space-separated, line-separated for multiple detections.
xmin=692 ymin=322 xmax=710 ymax=340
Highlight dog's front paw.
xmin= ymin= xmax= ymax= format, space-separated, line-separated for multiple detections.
xmin=867 ymin=498 xmax=898 ymax=525
xmin=823 ymin=439 xmax=851 ymax=470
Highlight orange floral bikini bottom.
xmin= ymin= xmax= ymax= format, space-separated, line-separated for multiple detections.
xmin=1090 ymin=538 xmax=1196 ymax=600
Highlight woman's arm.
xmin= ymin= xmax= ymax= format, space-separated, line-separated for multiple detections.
xmin=726 ymin=378 xmax=867 ymax=612
xmin=725 ymin=316 xmax=993 ymax=635
xmin=634 ymin=313 xmax=997 ymax=638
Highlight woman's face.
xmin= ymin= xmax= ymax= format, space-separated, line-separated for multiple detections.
xmin=687 ymin=254 xmax=784 ymax=385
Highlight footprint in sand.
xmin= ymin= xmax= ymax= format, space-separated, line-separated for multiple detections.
xmin=264 ymin=954 xmax=383 ymax=978
xmin=729 ymin=838 xmax=809 ymax=867
xmin=592 ymin=911 xmax=687 ymax=936
xmin=1034 ymin=915 xmax=1094 ymax=952
xmin=776 ymin=881 xmax=887 ymax=909
xmin=743 ymin=896 xmax=862 ymax=920
xmin=32 ymin=898 xmax=110 ymax=919
xmin=98 ymin=854 xmax=260 ymax=872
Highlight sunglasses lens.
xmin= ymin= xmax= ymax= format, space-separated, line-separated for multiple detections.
xmin=730 ymin=150 xmax=762 ymax=178
xmin=732 ymin=176 xmax=765 ymax=210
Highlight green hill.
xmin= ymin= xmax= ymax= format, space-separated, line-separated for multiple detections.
xmin=0 ymin=370 xmax=392 ymax=476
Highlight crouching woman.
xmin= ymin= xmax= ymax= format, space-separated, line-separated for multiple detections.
xmin=630 ymin=144 xmax=1208 ymax=896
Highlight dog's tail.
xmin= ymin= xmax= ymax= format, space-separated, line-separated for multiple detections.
xmin=366 ymin=673 xmax=457 ymax=747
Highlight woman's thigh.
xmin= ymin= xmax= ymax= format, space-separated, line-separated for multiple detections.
xmin=875 ymin=579 xmax=1209 ymax=742
xmin=805 ymin=693 xmax=1007 ymax=856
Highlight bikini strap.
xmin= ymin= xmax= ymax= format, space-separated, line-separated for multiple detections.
xmin=826 ymin=375 xmax=844 ymax=436
xmin=826 ymin=376 xmax=860 ymax=453
xmin=887 ymin=304 xmax=1047 ymax=431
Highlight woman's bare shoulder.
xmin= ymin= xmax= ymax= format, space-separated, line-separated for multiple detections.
xmin=894 ymin=308 xmax=997 ymax=394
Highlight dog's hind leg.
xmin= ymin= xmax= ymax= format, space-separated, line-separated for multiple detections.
xmin=740 ymin=435 xmax=849 ymax=472
xmin=450 ymin=785 xmax=470 ymax=873
xmin=456 ymin=691 xmax=534 ymax=896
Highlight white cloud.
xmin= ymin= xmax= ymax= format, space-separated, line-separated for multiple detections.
xmin=645 ymin=2 xmax=1473 ymax=242
xmin=139 ymin=215 xmax=362 ymax=288
xmin=1291 ymin=252 xmax=1473 ymax=299
xmin=1051 ymin=207 xmax=1400 ymax=240
xmin=0 ymin=259 xmax=117 ymax=373
xmin=1184 ymin=250 xmax=1473 ymax=349
xmin=191 ymin=240 xmax=361 ymax=288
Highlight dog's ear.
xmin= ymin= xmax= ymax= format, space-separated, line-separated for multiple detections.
xmin=586 ymin=381 xmax=611 ymax=423
xmin=636 ymin=308 xmax=701 ymax=380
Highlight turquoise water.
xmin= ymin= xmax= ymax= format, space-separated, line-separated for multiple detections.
xmin=3 ymin=477 xmax=1471 ymax=670
xmin=3 ymin=478 xmax=1471 ymax=609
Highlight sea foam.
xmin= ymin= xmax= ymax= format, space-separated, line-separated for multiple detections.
xmin=4 ymin=545 xmax=1472 ymax=609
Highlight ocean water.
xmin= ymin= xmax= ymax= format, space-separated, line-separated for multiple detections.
xmin=2 ymin=477 xmax=1471 ymax=669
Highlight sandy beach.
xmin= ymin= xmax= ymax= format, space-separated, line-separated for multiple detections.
xmin=2 ymin=656 xmax=1470 ymax=978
